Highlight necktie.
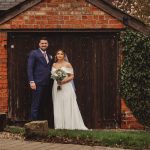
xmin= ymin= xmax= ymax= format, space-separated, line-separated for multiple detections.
xmin=43 ymin=52 xmax=49 ymax=64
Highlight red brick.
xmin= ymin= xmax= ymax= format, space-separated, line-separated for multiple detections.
xmin=35 ymin=16 xmax=42 ymax=20
xmin=60 ymin=24 xmax=72 ymax=28
xmin=0 ymin=72 xmax=7 ymax=76
xmin=129 ymin=122 xmax=144 ymax=129
xmin=0 ymin=32 xmax=8 ymax=113
xmin=63 ymin=16 xmax=70 ymax=20
xmin=47 ymin=20 xmax=59 ymax=24
xmin=121 ymin=99 xmax=144 ymax=129
xmin=81 ymin=15 xmax=93 ymax=20
xmin=104 ymin=14 xmax=114 ymax=19
xmin=0 ymin=55 xmax=7 ymax=59
xmin=0 ymin=84 xmax=8 ymax=89
xmin=25 ymin=20 xmax=36 ymax=24
xmin=0 ymin=106 xmax=8 ymax=112
xmin=47 ymin=15 xmax=59 ymax=20
xmin=96 ymin=19 xmax=108 ymax=24
xmin=65 ymin=20 xmax=84 ymax=25
xmin=0 ymin=80 xmax=7 ymax=85
xmin=99 ymin=15 xmax=105 ymax=20
xmin=45 ymin=25 xmax=57 ymax=28
xmin=108 ymin=19 xmax=120 ymax=24
xmin=109 ymin=24 xmax=124 ymax=28
xmin=0 ymin=51 xmax=7 ymax=55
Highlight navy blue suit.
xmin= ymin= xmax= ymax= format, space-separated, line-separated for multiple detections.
xmin=27 ymin=49 xmax=52 ymax=120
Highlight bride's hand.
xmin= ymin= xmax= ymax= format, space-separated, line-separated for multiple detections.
xmin=60 ymin=79 xmax=67 ymax=85
xmin=57 ymin=80 xmax=62 ymax=85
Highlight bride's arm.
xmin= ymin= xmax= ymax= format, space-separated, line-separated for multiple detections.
xmin=61 ymin=63 xmax=74 ymax=84
xmin=61 ymin=74 xmax=74 ymax=84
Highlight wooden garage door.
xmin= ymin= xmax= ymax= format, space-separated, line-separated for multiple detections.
xmin=8 ymin=32 xmax=121 ymax=129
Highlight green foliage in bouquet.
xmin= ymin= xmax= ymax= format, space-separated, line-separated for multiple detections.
xmin=120 ymin=29 xmax=150 ymax=127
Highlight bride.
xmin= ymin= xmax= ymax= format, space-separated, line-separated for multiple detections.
xmin=51 ymin=49 xmax=88 ymax=130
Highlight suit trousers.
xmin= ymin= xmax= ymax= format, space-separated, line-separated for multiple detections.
xmin=30 ymin=85 xmax=45 ymax=120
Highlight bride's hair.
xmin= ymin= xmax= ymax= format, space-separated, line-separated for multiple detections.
xmin=55 ymin=49 xmax=68 ymax=62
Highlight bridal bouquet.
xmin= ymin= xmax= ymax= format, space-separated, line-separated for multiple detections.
xmin=51 ymin=69 xmax=67 ymax=90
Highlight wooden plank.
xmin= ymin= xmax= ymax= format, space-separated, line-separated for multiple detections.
xmin=0 ymin=113 xmax=6 ymax=131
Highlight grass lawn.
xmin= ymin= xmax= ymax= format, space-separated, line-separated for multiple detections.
xmin=4 ymin=126 xmax=150 ymax=150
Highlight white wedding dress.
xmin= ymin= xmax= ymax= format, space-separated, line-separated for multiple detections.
xmin=51 ymin=67 xmax=88 ymax=130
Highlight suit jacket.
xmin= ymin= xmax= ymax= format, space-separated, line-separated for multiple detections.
xmin=27 ymin=49 xmax=53 ymax=86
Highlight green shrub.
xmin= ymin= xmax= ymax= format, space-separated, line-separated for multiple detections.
xmin=120 ymin=29 xmax=150 ymax=127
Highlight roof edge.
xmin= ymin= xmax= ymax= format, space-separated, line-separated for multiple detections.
xmin=87 ymin=0 xmax=150 ymax=36
xmin=0 ymin=0 xmax=42 ymax=25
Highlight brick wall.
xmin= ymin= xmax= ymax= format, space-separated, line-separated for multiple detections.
xmin=0 ymin=32 xmax=8 ymax=113
xmin=121 ymin=99 xmax=144 ymax=129
xmin=0 ymin=0 xmax=124 ymax=29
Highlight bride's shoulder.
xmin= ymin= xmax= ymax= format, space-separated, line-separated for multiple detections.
xmin=52 ymin=63 xmax=57 ymax=67
xmin=65 ymin=62 xmax=72 ymax=68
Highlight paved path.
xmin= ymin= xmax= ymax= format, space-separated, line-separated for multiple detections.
xmin=0 ymin=139 xmax=128 ymax=150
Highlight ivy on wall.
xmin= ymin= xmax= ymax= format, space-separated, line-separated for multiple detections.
xmin=120 ymin=29 xmax=150 ymax=127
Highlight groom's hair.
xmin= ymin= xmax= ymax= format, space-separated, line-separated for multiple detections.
xmin=39 ymin=37 xmax=48 ymax=43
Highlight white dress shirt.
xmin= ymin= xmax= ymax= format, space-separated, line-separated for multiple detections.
xmin=40 ymin=49 xmax=49 ymax=64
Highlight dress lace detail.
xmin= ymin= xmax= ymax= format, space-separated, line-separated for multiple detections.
xmin=51 ymin=67 xmax=88 ymax=130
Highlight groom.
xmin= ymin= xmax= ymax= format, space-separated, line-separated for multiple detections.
xmin=27 ymin=37 xmax=53 ymax=121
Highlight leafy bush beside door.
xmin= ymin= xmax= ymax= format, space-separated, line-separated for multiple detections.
xmin=120 ymin=29 xmax=150 ymax=127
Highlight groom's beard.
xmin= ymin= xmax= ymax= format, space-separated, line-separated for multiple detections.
xmin=40 ymin=48 xmax=47 ymax=51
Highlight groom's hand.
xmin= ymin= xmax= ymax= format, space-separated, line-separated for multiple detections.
xmin=30 ymin=82 xmax=36 ymax=90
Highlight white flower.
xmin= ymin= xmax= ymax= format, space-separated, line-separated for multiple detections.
xmin=54 ymin=73 xmax=58 ymax=77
